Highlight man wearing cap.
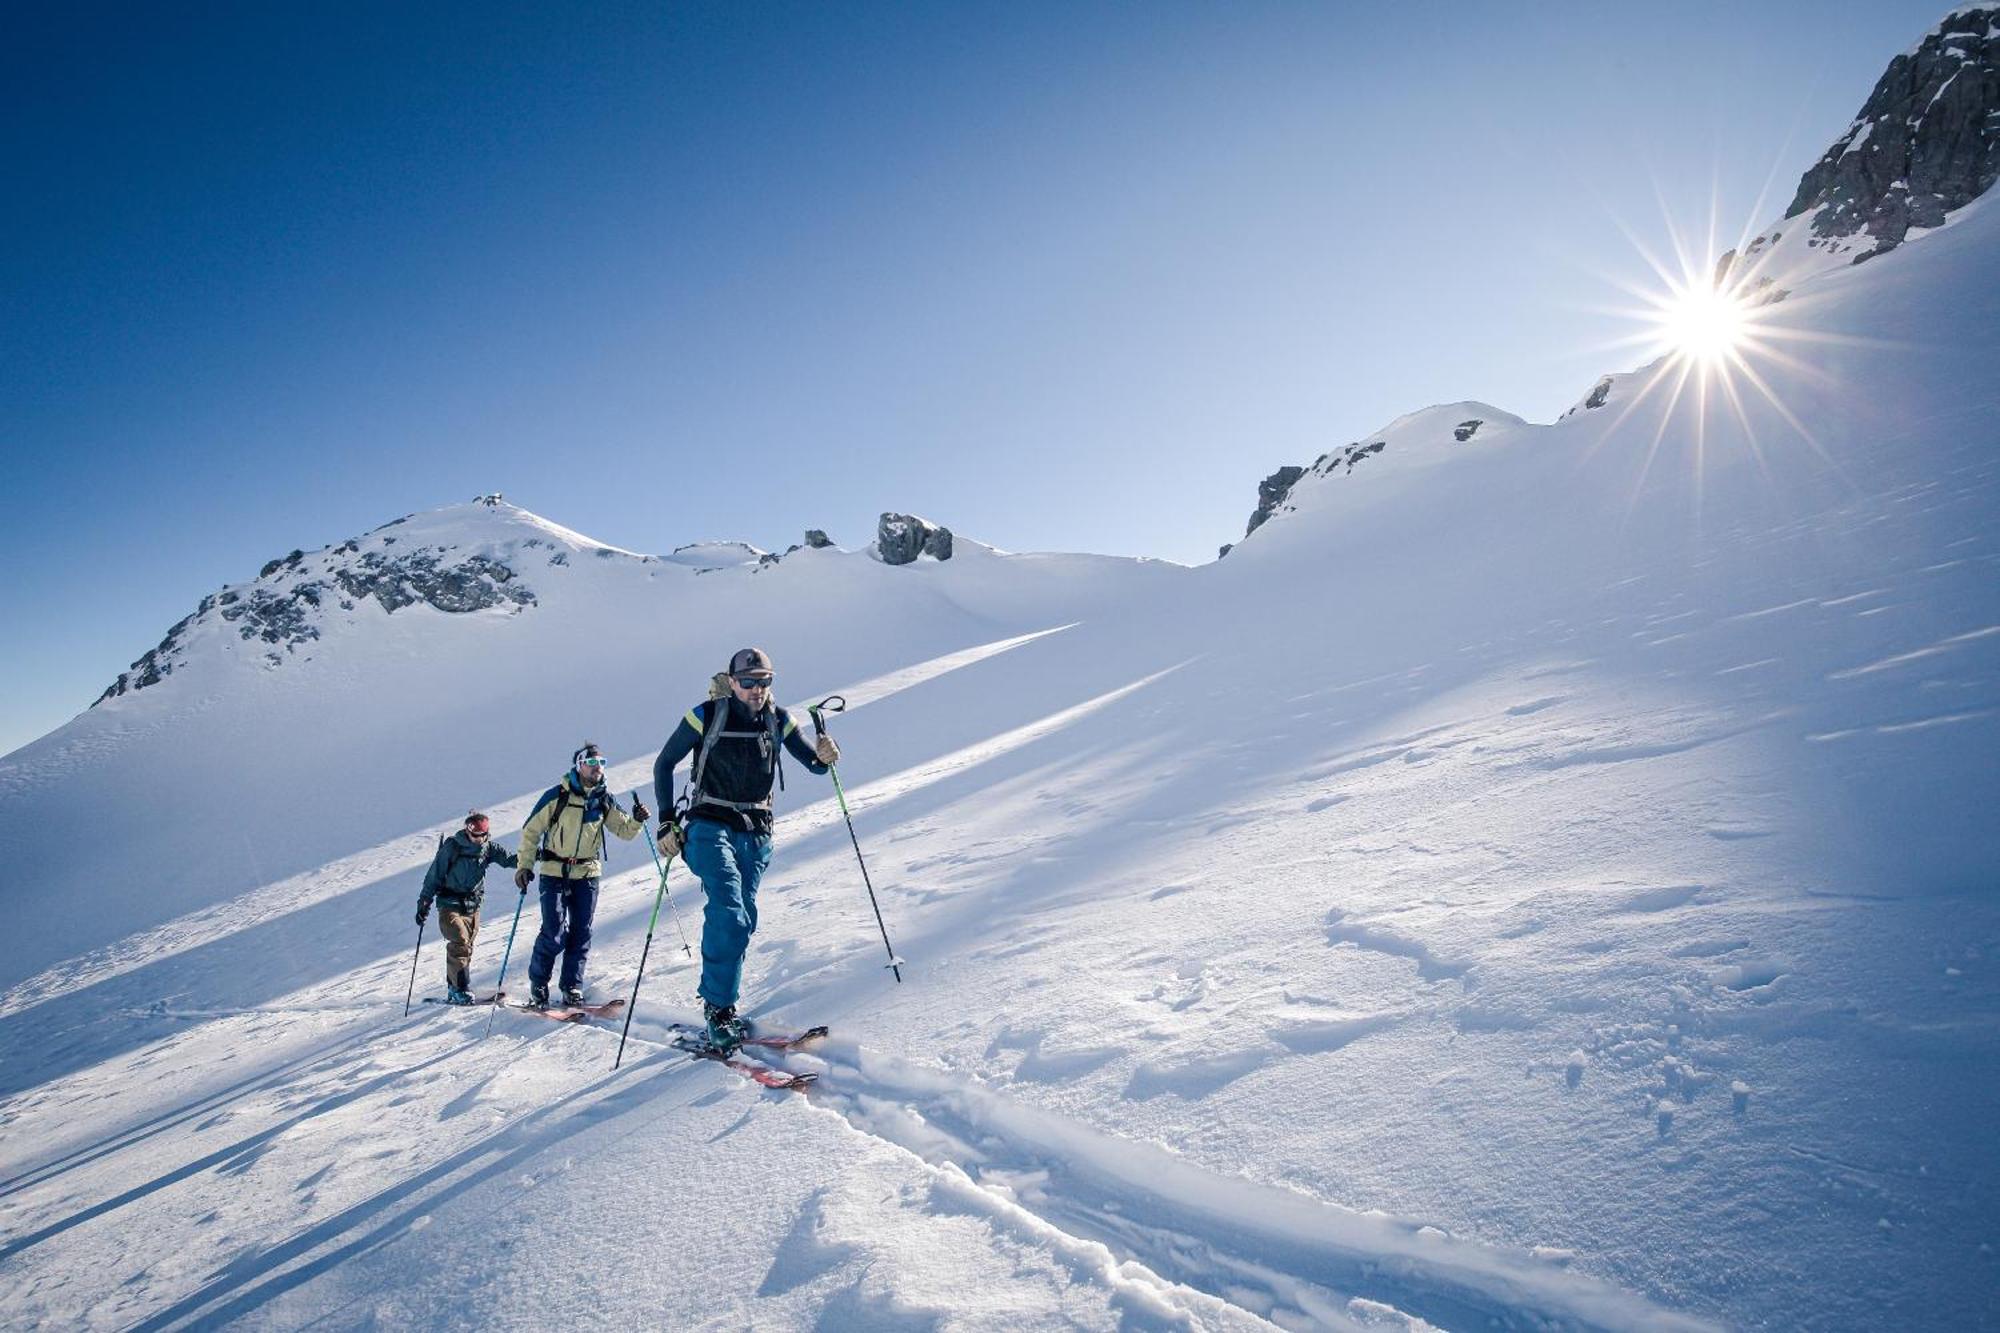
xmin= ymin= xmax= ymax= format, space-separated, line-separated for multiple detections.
xmin=416 ymin=811 xmax=519 ymax=1005
xmin=651 ymin=649 xmax=840 ymax=1047
xmin=514 ymin=743 xmax=650 ymax=1008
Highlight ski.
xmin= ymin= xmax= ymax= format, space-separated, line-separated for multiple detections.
xmin=666 ymin=1021 xmax=828 ymax=1052
xmin=669 ymin=1033 xmax=818 ymax=1090
xmin=504 ymin=998 xmax=625 ymax=1023
xmin=423 ymin=992 xmax=506 ymax=1008
xmin=507 ymin=1003 xmax=587 ymax=1024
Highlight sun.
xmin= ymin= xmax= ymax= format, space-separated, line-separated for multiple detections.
xmin=1654 ymin=278 xmax=1753 ymax=368
xmin=1573 ymin=196 xmax=1856 ymax=510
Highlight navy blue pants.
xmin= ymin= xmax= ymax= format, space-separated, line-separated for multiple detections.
xmin=682 ymin=818 xmax=772 ymax=1009
xmin=527 ymin=874 xmax=599 ymax=992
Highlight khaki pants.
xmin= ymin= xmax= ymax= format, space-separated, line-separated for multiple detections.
xmin=438 ymin=907 xmax=479 ymax=994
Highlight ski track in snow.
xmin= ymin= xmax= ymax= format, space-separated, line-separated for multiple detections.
xmin=0 ymin=994 xmax=1711 ymax=1333
xmin=790 ymin=1040 xmax=1721 ymax=1332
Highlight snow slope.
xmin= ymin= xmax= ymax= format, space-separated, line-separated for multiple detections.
xmin=4 ymin=62 xmax=2000 ymax=1333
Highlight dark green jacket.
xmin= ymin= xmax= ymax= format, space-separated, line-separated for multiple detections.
xmin=418 ymin=830 xmax=518 ymax=913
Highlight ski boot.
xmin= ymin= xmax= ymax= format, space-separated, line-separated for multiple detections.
xmin=562 ymin=986 xmax=586 ymax=1009
xmin=444 ymin=987 xmax=474 ymax=1007
xmin=528 ymin=981 xmax=551 ymax=1010
xmin=703 ymin=1000 xmax=749 ymax=1050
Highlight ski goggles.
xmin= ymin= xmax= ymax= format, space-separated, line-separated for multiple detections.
xmin=466 ymin=827 xmax=491 ymax=839
xmin=734 ymin=675 xmax=774 ymax=689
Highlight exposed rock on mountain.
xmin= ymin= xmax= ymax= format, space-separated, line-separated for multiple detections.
xmin=877 ymin=513 xmax=954 ymax=564
xmin=97 ymin=515 xmax=542 ymax=702
xmin=1245 ymin=467 xmax=1306 ymax=539
xmin=1784 ymin=5 xmax=1999 ymax=260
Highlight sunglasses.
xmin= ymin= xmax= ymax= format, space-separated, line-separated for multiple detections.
xmin=735 ymin=675 xmax=773 ymax=689
xmin=577 ymin=756 xmax=606 ymax=768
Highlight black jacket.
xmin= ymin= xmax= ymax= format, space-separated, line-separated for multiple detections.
xmin=652 ymin=697 xmax=827 ymax=833
xmin=418 ymin=829 xmax=518 ymax=912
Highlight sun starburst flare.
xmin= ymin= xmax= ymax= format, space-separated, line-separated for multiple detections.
xmin=1563 ymin=187 xmax=1897 ymax=518
xmin=1650 ymin=276 xmax=1756 ymax=369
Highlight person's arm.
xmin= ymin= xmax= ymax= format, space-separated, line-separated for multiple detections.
xmin=487 ymin=841 xmax=518 ymax=870
xmin=604 ymin=797 xmax=644 ymax=841
xmin=652 ymin=708 xmax=703 ymax=813
xmin=781 ymin=709 xmax=831 ymax=775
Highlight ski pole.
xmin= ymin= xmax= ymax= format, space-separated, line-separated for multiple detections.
xmin=402 ymin=921 xmax=426 ymax=1017
xmin=617 ymin=834 xmax=689 ymax=1071
xmin=484 ymin=882 xmax=531 ymax=1039
xmin=810 ymin=696 xmax=904 ymax=983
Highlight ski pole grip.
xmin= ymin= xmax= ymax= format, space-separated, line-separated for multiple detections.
xmin=810 ymin=694 xmax=846 ymax=738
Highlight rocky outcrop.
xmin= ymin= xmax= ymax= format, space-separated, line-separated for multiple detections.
xmin=1454 ymin=419 xmax=1483 ymax=442
xmin=1785 ymin=6 xmax=1999 ymax=260
xmin=1224 ymin=446 xmax=1398 ymax=556
xmin=1244 ymin=467 xmax=1306 ymax=538
xmin=329 ymin=550 xmax=530 ymax=614
xmin=877 ymin=513 xmax=954 ymax=565
xmin=803 ymin=529 xmax=834 ymax=549
xmin=1328 ymin=442 xmax=1386 ymax=475
xmin=96 ymin=532 xmax=537 ymax=703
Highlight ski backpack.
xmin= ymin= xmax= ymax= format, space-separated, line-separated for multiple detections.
xmin=687 ymin=687 xmax=787 ymax=819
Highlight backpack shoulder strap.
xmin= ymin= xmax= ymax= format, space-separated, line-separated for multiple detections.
xmin=689 ymin=699 xmax=729 ymax=804
xmin=767 ymin=705 xmax=786 ymax=793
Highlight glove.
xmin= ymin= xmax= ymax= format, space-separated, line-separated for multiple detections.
xmin=815 ymin=734 xmax=840 ymax=766
xmin=631 ymin=797 xmax=652 ymax=824
xmin=416 ymin=904 xmax=430 ymax=927
xmin=656 ymin=822 xmax=684 ymax=858
xmin=514 ymin=867 xmax=533 ymax=891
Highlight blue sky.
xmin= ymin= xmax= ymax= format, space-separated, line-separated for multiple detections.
xmin=0 ymin=0 xmax=1952 ymax=755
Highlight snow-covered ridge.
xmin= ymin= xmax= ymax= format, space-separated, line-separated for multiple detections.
xmin=92 ymin=501 xmax=989 ymax=704
xmin=1229 ymin=6 xmax=1998 ymax=556
xmin=95 ymin=498 xmax=620 ymax=702
xmin=1222 ymin=402 xmax=1526 ymax=554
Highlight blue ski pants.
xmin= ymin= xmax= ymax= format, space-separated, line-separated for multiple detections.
xmin=527 ymin=874 xmax=599 ymax=993
xmin=682 ymin=818 xmax=772 ymax=1009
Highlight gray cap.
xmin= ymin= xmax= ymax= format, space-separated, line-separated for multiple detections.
xmin=728 ymin=647 xmax=774 ymax=678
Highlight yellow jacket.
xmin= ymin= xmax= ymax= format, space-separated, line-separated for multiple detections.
xmin=518 ymin=771 xmax=643 ymax=880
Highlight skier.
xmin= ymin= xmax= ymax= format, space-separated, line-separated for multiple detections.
xmin=651 ymin=648 xmax=839 ymax=1047
xmin=415 ymin=811 xmax=519 ymax=1004
xmin=514 ymin=743 xmax=649 ymax=1008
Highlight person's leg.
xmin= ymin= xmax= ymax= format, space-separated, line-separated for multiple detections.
xmin=558 ymin=878 xmax=599 ymax=993
xmin=732 ymin=829 xmax=773 ymax=947
xmin=439 ymin=909 xmax=476 ymax=994
xmin=526 ymin=877 xmax=565 ymax=992
xmin=683 ymin=820 xmax=751 ymax=1009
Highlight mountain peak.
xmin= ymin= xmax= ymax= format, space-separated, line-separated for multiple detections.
xmin=1782 ymin=4 xmax=1999 ymax=260
xmin=91 ymin=497 xmax=634 ymax=706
